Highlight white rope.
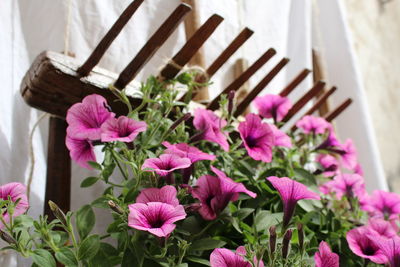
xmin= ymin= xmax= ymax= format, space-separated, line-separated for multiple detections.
xmin=64 ymin=0 xmax=73 ymax=55
xmin=27 ymin=113 xmax=48 ymax=200
xmin=27 ymin=0 xmax=73 ymax=199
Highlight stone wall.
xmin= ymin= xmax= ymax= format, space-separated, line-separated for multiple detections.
xmin=342 ymin=0 xmax=400 ymax=191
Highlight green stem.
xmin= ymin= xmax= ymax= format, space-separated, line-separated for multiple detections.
xmin=111 ymin=150 xmax=129 ymax=181
xmin=191 ymin=220 xmax=219 ymax=240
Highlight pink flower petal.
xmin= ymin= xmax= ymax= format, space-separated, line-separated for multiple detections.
xmin=238 ymin=114 xmax=275 ymax=163
xmin=66 ymin=94 xmax=115 ymax=140
xmin=136 ymin=185 xmax=179 ymax=207
xmin=65 ymin=133 xmax=96 ymax=169
xmin=193 ymin=108 xmax=229 ymax=151
xmin=101 ymin=116 xmax=147 ymax=142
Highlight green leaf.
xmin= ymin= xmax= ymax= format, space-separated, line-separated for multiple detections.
xmin=233 ymin=208 xmax=255 ymax=220
xmin=55 ymin=247 xmax=78 ymax=267
xmin=176 ymin=264 xmax=188 ymax=267
xmin=186 ymin=257 xmax=211 ymax=266
xmin=80 ymin=177 xmax=99 ymax=188
xmin=78 ymin=234 xmax=100 ymax=260
xmin=76 ymin=205 xmax=95 ymax=239
xmin=13 ymin=215 xmax=34 ymax=228
xmin=124 ymin=187 xmax=137 ymax=203
xmin=121 ymin=245 xmax=143 ymax=267
xmin=293 ymin=168 xmax=316 ymax=185
xmin=89 ymin=243 xmax=120 ymax=267
xmin=102 ymin=162 xmax=116 ymax=182
xmin=91 ymin=196 xmax=109 ymax=209
xmin=32 ymin=249 xmax=56 ymax=267
xmin=88 ymin=161 xmax=102 ymax=170
xmin=254 ymin=211 xmax=283 ymax=232
xmin=189 ymin=238 xmax=226 ymax=251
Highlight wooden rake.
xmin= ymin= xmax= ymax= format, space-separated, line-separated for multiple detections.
xmin=20 ymin=0 xmax=352 ymax=217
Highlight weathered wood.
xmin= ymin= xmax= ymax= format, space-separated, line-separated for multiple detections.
xmin=234 ymin=58 xmax=289 ymax=117
xmin=77 ymin=0 xmax=145 ymax=76
xmin=207 ymin=48 xmax=276 ymax=110
xmin=279 ymin=69 xmax=311 ymax=97
xmin=291 ymin=86 xmax=337 ymax=131
xmin=280 ymin=81 xmax=326 ymax=125
xmin=324 ymin=98 xmax=353 ymax=122
xmin=159 ymin=14 xmax=224 ymax=80
xmin=44 ymin=117 xmax=71 ymax=218
xmin=234 ymin=58 xmax=250 ymax=115
xmin=312 ymin=49 xmax=330 ymax=115
xmin=114 ymin=4 xmax=192 ymax=89
xmin=21 ymin=51 xmax=142 ymax=118
xmin=207 ymin=28 xmax=254 ymax=77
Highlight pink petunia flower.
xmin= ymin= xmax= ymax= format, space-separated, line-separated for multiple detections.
xmin=317 ymin=154 xmax=339 ymax=177
xmin=314 ymin=241 xmax=339 ymax=267
xmin=65 ymin=133 xmax=96 ymax=169
xmin=354 ymin=163 xmax=364 ymax=176
xmin=316 ymin=131 xmax=341 ymax=150
xmin=267 ymin=176 xmax=320 ymax=227
xmin=210 ymin=247 xmax=264 ymax=267
xmin=0 ymin=183 xmax=29 ymax=229
xmin=296 ymin=115 xmax=331 ymax=135
xmin=66 ymin=94 xmax=115 ymax=140
xmin=254 ymin=94 xmax=292 ymax=122
xmin=346 ymin=226 xmax=387 ymax=264
xmin=127 ymin=202 xmax=186 ymax=237
xmin=368 ymin=234 xmax=400 ymax=267
xmin=327 ymin=173 xmax=366 ymax=200
xmin=238 ymin=114 xmax=275 ymax=162
xmin=142 ymin=154 xmax=191 ymax=177
xmin=193 ymin=108 xmax=229 ymax=151
xmin=366 ymin=218 xmax=397 ymax=238
xmin=100 ymin=116 xmax=147 ymax=142
xmin=269 ymin=124 xmax=292 ymax=148
xmin=162 ymin=141 xmax=216 ymax=184
xmin=162 ymin=141 xmax=216 ymax=163
xmin=136 ymin=185 xmax=179 ymax=207
xmin=361 ymin=190 xmax=400 ymax=220
xmin=192 ymin=166 xmax=256 ymax=220
xmin=338 ymin=139 xmax=358 ymax=170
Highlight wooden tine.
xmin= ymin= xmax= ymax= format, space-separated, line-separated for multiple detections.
xmin=291 ymin=86 xmax=337 ymax=131
xmin=279 ymin=69 xmax=311 ymax=97
xmin=279 ymin=81 xmax=326 ymax=126
xmin=207 ymin=28 xmax=254 ymax=78
xmin=207 ymin=48 xmax=276 ymax=110
xmin=114 ymin=4 xmax=192 ymax=89
xmin=77 ymin=0 xmax=145 ymax=76
xmin=324 ymin=98 xmax=353 ymax=122
xmin=159 ymin=14 xmax=224 ymax=80
xmin=234 ymin=58 xmax=290 ymax=117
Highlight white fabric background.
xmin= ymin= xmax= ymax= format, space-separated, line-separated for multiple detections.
xmin=0 ymin=0 xmax=387 ymax=265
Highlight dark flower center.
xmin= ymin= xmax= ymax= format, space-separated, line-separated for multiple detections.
xmin=245 ymin=136 xmax=258 ymax=148
xmin=149 ymin=216 xmax=165 ymax=228
xmin=362 ymin=244 xmax=378 ymax=256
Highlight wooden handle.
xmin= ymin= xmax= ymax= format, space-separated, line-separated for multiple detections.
xmin=44 ymin=117 xmax=71 ymax=219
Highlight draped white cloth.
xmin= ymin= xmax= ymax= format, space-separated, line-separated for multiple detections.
xmin=0 ymin=0 xmax=387 ymax=265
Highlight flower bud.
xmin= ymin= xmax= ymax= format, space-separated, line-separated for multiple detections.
xmin=108 ymin=200 xmax=124 ymax=215
xmin=0 ymin=230 xmax=16 ymax=245
xmin=269 ymin=226 xmax=277 ymax=256
xmin=297 ymin=223 xmax=304 ymax=253
xmin=282 ymin=229 xmax=292 ymax=259
xmin=48 ymin=201 xmax=67 ymax=226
